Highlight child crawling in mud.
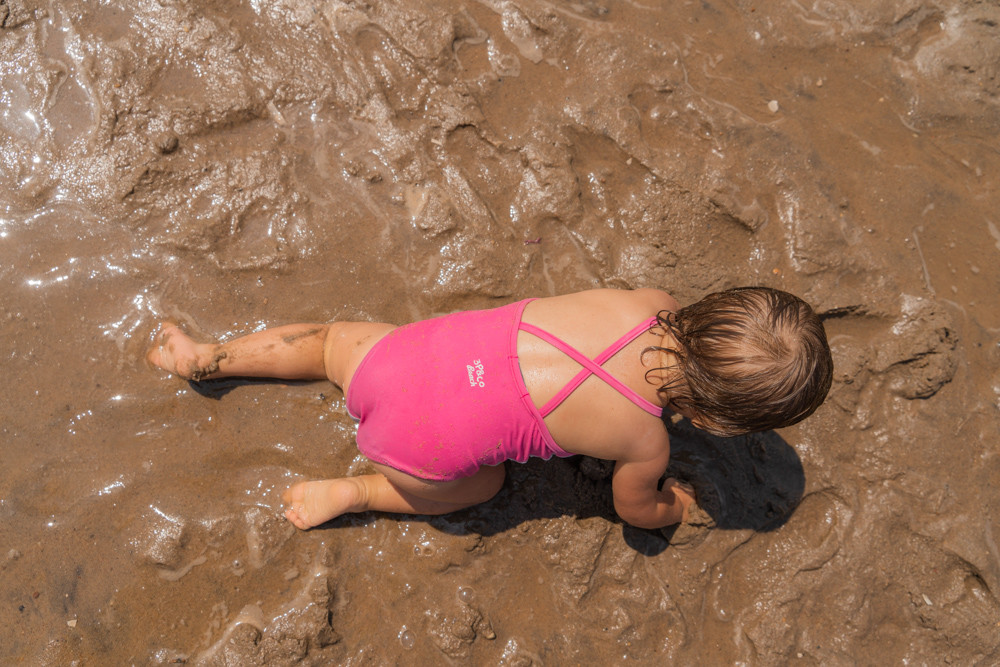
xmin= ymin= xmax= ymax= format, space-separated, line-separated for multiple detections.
xmin=148 ymin=287 xmax=832 ymax=530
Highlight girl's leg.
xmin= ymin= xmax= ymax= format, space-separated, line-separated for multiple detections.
xmin=282 ymin=463 xmax=506 ymax=529
xmin=147 ymin=320 xmax=395 ymax=386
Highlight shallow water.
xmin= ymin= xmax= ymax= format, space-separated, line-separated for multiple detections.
xmin=2 ymin=0 xmax=999 ymax=663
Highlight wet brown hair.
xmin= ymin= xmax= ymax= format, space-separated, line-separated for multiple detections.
xmin=647 ymin=286 xmax=833 ymax=436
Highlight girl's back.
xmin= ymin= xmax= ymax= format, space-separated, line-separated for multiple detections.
xmin=516 ymin=289 xmax=679 ymax=462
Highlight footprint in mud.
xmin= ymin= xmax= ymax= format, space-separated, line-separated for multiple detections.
xmin=882 ymin=312 xmax=958 ymax=400
xmin=194 ymin=555 xmax=341 ymax=664
xmin=132 ymin=506 xmax=191 ymax=569
xmin=919 ymin=561 xmax=1000 ymax=650
xmin=244 ymin=505 xmax=294 ymax=569
xmin=426 ymin=594 xmax=496 ymax=660
xmin=707 ymin=490 xmax=849 ymax=622
xmin=828 ymin=298 xmax=959 ymax=402
xmin=130 ymin=505 xmax=218 ymax=583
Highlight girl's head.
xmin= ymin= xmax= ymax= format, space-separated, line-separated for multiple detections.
xmin=651 ymin=287 xmax=833 ymax=437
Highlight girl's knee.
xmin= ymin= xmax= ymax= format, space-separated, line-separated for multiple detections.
xmin=321 ymin=322 xmax=351 ymax=385
xmin=372 ymin=461 xmax=503 ymax=509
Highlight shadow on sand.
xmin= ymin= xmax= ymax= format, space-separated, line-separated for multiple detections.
xmin=372 ymin=417 xmax=803 ymax=557
xmin=192 ymin=378 xmax=804 ymax=557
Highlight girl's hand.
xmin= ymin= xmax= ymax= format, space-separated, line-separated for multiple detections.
xmin=661 ymin=478 xmax=696 ymax=523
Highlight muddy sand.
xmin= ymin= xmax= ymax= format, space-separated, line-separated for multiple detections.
xmin=2 ymin=0 xmax=999 ymax=663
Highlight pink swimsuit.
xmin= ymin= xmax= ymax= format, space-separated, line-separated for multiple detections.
xmin=346 ymin=299 xmax=661 ymax=481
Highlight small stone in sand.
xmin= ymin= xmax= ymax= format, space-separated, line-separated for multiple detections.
xmin=154 ymin=131 xmax=179 ymax=154
xmin=768 ymin=100 xmax=780 ymax=113
xmin=67 ymin=619 xmax=77 ymax=628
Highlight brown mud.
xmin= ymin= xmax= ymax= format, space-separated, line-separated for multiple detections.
xmin=2 ymin=0 xmax=999 ymax=663
xmin=189 ymin=350 xmax=226 ymax=383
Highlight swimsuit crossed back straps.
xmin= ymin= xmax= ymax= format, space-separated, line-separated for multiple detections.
xmin=518 ymin=316 xmax=662 ymax=418
xmin=346 ymin=299 xmax=663 ymax=481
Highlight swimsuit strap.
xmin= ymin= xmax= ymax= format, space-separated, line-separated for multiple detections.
xmin=519 ymin=317 xmax=662 ymax=418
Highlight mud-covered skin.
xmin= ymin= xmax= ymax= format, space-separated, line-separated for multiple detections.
xmin=2 ymin=0 xmax=999 ymax=664
xmin=187 ymin=354 xmax=226 ymax=382
xmin=147 ymin=325 xmax=228 ymax=381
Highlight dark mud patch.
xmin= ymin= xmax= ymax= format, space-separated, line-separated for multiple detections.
xmin=189 ymin=351 xmax=227 ymax=382
xmin=280 ymin=328 xmax=322 ymax=345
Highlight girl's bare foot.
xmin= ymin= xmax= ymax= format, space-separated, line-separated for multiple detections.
xmin=282 ymin=478 xmax=364 ymax=530
xmin=147 ymin=323 xmax=225 ymax=381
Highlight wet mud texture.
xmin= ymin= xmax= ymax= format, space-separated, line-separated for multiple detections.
xmin=2 ymin=0 xmax=999 ymax=663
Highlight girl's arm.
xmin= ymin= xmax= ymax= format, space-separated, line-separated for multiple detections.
xmin=611 ymin=441 xmax=695 ymax=529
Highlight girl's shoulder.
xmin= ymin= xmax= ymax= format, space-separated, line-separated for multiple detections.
xmin=625 ymin=287 xmax=681 ymax=312
xmin=525 ymin=288 xmax=680 ymax=329
xmin=567 ymin=288 xmax=680 ymax=314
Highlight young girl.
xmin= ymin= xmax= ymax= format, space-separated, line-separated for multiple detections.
xmin=147 ymin=287 xmax=832 ymax=531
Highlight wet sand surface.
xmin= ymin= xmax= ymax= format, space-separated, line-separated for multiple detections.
xmin=2 ymin=0 xmax=999 ymax=663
